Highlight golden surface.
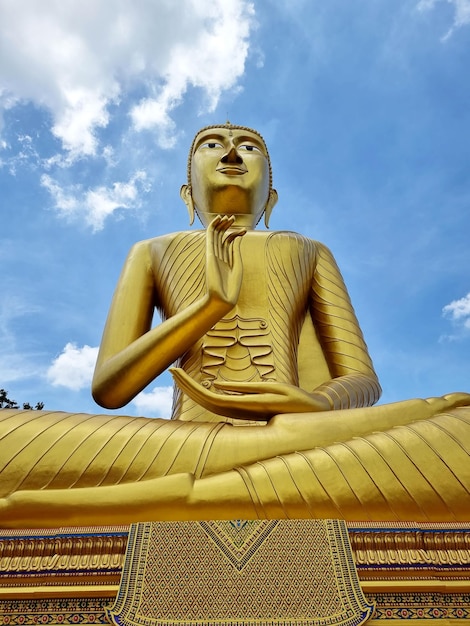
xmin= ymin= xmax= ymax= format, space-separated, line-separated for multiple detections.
xmin=1 ymin=524 xmax=469 ymax=623
xmin=107 ymin=519 xmax=374 ymax=626
xmin=0 ymin=123 xmax=469 ymax=527
xmin=1 ymin=523 xmax=469 ymax=596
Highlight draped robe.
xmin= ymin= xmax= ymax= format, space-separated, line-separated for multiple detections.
xmin=1 ymin=231 xmax=469 ymax=526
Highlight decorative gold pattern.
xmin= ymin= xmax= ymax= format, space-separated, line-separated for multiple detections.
xmin=0 ymin=530 xmax=126 ymax=584
xmin=107 ymin=519 xmax=374 ymax=626
xmin=201 ymin=315 xmax=274 ymax=386
xmin=1 ymin=593 xmax=470 ymax=623
xmin=199 ymin=519 xmax=279 ymax=569
xmin=2 ymin=524 xmax=469 ymax=585
xmin=0 ymin=525 xmax=470 ymax=622
xmin=349 ymin=525 xmax=470 ymax=572
xmin=0 ymin=598 xmax=109 ymax=624
xmin=371 ymin=593 xmax=470 ymax=620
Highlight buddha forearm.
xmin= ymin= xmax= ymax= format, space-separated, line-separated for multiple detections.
xmin=92 ymin=294 xmax=233 ymax=409
xmin=92 ymin=218 xmax=244 ymax=409
xmin=313 ymin=374 xmax=382 ymax=410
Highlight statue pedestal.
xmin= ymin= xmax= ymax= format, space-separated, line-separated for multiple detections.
xmin=107 ymin=519 xmax=374 ymax=626
xmin=0 ymin=522 xmax=469 ymax=624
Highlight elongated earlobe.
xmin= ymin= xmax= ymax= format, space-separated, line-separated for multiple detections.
xmin=264 ymin=189 xmax=278 ymax=228
xmin=180 ymin=185 xmax=195 ymax=226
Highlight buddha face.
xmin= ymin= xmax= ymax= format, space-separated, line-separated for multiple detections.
xmin=188 ymin=126 xmax=272 ymax=228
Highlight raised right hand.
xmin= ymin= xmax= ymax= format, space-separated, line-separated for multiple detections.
xmin=206 ymin=215 xmax=246 ymax=308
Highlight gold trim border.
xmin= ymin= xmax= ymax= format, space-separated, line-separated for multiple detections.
xmin=0 ymin=523 xmax=469 ymax=610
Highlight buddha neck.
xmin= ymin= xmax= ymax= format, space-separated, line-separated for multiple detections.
xmin=195 ymin=210 xmax=261 ymax=230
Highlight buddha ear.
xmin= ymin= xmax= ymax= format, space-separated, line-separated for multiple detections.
xmin=180 ymin=184 xmax=195 ymax=226
xmin=264 ymin=189 xmax=278 ymax=228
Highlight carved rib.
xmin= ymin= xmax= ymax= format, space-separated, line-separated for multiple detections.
xmin=266 ymin=233 xmax=315 ymax=385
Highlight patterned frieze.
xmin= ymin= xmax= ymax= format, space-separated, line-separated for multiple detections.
xmin=0 ymin=523 xmax=469 ymax=623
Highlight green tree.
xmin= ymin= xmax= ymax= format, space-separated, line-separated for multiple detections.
xmin=0 ymin=389 xmax=44 ymax=410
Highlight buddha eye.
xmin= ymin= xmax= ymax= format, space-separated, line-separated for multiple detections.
xmin=238 ymin=144 xmax=261 ymax=153
xmin=200 ymin=142 xmax=223 ymax=150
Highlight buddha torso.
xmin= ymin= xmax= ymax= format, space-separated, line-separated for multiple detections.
xmin=151 ymin=230 xmax=317 ymax=424
xmin=1 ymin=225 xmax=468 ymax=526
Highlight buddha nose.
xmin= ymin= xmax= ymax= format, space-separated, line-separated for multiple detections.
xmin=221 ymin=146 xmax=243 ymax=164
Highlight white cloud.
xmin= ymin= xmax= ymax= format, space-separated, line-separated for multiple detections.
xmin=129 ymin=2 xmax=255 ymax=148
xmin=443 ymin=292 xmax=470 ymax=329
xmin=47 ymin=342 xmax=98 ymax=390
xmin=417 ymin=0 xmax=470 ymax=39
xmin=0 ymin=1 xmax=255 ymax=157
xmin=46 ymin=343 xmax=174 ymax=416
xmin=41 ymin=170 xmax=150 ymax=231
xmin=1 ymin=133 xmax=42 ymax=175
xmin=132 ymin=386 xmax=174 ymax=419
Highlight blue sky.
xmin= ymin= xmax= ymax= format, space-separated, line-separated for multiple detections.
xmin=1 ymin=0 xmax=469 ymax=417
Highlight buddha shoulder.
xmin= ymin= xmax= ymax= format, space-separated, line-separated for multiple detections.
xmin=124 ymin=231 xmax=206 ymax=263
xmin=125 ymin=230 xmax=332 ymax=265
xmin=260 ymin=230 xmax=332 ymax=261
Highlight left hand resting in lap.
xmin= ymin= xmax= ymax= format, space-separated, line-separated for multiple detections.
xmin=170 ymin=367 xmax=330 ymax=421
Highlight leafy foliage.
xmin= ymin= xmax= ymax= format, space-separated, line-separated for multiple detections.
xmin=0 ymin=389 xmax=44 ymax=410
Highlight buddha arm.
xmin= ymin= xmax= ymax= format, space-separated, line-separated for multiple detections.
xmin=92 ymin=218 xmax=243 ymax=409
xmin=309 ymin=242 xmax=382 ymax=409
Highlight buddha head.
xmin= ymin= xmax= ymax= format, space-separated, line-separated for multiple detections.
xmin=180 ymin=123 xmax=278 ymax=229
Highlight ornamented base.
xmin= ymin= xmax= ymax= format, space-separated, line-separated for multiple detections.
xmin=0 ymin=522 xmax=469 ymax=625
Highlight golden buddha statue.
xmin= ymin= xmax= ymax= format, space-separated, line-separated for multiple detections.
xmin=1 ymin=123 xmax=469 ymax=528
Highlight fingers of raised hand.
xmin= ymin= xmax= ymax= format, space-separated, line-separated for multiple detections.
xmin=207 ymin=215 xmax=223 ymax=261
xmin=214 ymin=217 xmax=227 ymax=261
xmin=224 ymin=230 xmax=246 ymax=268
xmin=208 ymin=216 xmax=245 ymax=268
xmin=211 ymin=215 xmax=232 ymax=259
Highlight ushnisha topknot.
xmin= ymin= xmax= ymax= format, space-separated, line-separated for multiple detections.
xmin=187 ymin=123 xmax=273 ymax=190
